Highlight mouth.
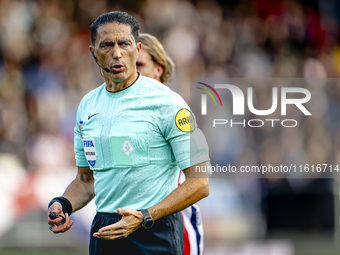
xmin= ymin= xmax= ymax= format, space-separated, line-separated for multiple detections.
xmin=112 ymin=64 xmax=124 ymax=73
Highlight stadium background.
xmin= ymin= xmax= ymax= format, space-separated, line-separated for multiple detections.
xmin=1 ymin=0 xmax=340 ymax=254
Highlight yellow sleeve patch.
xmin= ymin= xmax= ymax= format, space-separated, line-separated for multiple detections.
xmin=175 ymin=109 xmax=195 ymax=132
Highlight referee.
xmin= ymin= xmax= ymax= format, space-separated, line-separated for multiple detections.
xmin=47 ymin=11 xmax=210 ymax=255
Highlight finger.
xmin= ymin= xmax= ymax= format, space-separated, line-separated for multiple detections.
xmin=97 ymin=226 xmax=112 ymax=233
xmin=95 ymin=233 xmax=124 ymax=240
xmin=98 ymin=222 xmax=123 ymax=233
xmin=65 ymin=220 xmax=74 ymax=230
xmin=64 ymin=213 xmax=70 ymax=224
xmin=51 ymin=220 xmax=73 ymax=233
xmin=63 ymin=213 xmax=73 ymax=229
xmin=94 ymin=228 xmax=126 ymax=237
xmin=117 ymin=208 xmax=131 ymax=216
xmin=48 ymin=217 xmax=63 ymax=225
xmin=93 ymin=231 xmax=111 ymax=237
xmin=117 ymin=208 xmax=142 ymax=220
xmin=94 ymin=230 xmax=126 ymax=239
xmin=52 ymin=223 xmax=67 ymax=233
xmin=50 ymin=214 xmax=73 ymax=233
xmin=51 ymin=224 xmax=64 ymax=233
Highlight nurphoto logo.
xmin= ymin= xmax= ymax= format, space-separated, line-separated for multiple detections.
xmin=197 ymin=82 xmax=312 ymax=128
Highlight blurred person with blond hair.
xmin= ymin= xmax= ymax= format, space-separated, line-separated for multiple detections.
xmin=137 ymin=33 xmax=175 ymax=84
xmin=137 ymin=32 xmax=204 ymax=255
xmin=47 ymin=11 xmax=210 ymax=255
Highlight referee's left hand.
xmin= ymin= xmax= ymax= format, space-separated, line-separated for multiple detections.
xmin=93 ymin=208 xmax=144 ymax=240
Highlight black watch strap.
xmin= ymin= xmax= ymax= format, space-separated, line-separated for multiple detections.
xmin=141 ymin=209 xmax=154 ymax=229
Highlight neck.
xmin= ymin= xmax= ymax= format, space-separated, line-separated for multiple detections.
xmin=105 ymin=72 xmax=139 ymax=92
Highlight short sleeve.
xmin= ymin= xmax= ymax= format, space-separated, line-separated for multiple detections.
xmin=74 ymin=99 xmax=89 ymax=167
xmin=158 ymin=93 xmax=210 ymax=170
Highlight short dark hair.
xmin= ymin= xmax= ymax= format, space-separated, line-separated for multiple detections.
xmin=90 ymin=11 xmax=140 ymax=46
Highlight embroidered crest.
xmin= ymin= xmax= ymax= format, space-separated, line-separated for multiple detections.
xmin=121 ymin=140 xmax=134 ymax=157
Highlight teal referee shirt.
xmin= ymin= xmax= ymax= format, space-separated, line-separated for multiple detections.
xmin=74 ymin=74 xmax=209 ymax=213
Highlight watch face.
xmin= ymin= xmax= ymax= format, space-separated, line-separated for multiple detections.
xmin=144 ymin=219 xmax=154 ymax=229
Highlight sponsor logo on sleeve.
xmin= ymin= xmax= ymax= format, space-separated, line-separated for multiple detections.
xmin=175 ymin=109 xmax=195 ymax=132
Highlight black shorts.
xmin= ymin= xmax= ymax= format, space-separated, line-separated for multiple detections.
xmin=89 ymin=212 xmax=183 ymax=255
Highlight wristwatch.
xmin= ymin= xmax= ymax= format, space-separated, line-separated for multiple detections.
xmin=141 ymin=209 xmax=154 ymax=229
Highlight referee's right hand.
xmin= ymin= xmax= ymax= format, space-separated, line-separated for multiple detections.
xmin=47 ymin=202 xmax=74 ymax=233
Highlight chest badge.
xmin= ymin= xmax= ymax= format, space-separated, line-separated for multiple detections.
xmin=121 ymin=141 xmax=134 ymax=157
xmin=83 ymin=138 xmax=97 ymax=167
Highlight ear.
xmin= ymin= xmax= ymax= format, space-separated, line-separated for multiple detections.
xmin=89 ymin=45 xmax=96 ymax=58
xmin=89 ymin=45 xmax=94 ymax=53
xmin=136 ymin=42 xmax=142 ymax=56
xmin=154 ymin=64 xmax=164 ymax=82
xmin=90 ymin=45 xmax=99 ymax=62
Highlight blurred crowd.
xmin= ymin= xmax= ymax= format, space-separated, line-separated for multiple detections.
xmin=1 ymin=0 xmax=340 ymax=249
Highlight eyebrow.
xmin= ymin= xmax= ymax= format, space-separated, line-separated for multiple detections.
xmin=118 ymin=39 xmax=132 ymax=44
xmin=100 ymin=41 xmax=114 ymax=47
xmin=99 ymin=39 xmax=132 ymax=46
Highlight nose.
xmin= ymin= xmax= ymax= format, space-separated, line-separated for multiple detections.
xmin=112 ymin=45 xmax=122 ymax=59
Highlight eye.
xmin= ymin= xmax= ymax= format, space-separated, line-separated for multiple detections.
xmin=101 ymin=42 xmax=114 ymax=48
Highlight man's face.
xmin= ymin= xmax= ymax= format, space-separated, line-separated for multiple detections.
xmin=91 ymin=23 xmax=141 ymax=82
xmin=136 ymin=48 xmax=163 ymax=82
